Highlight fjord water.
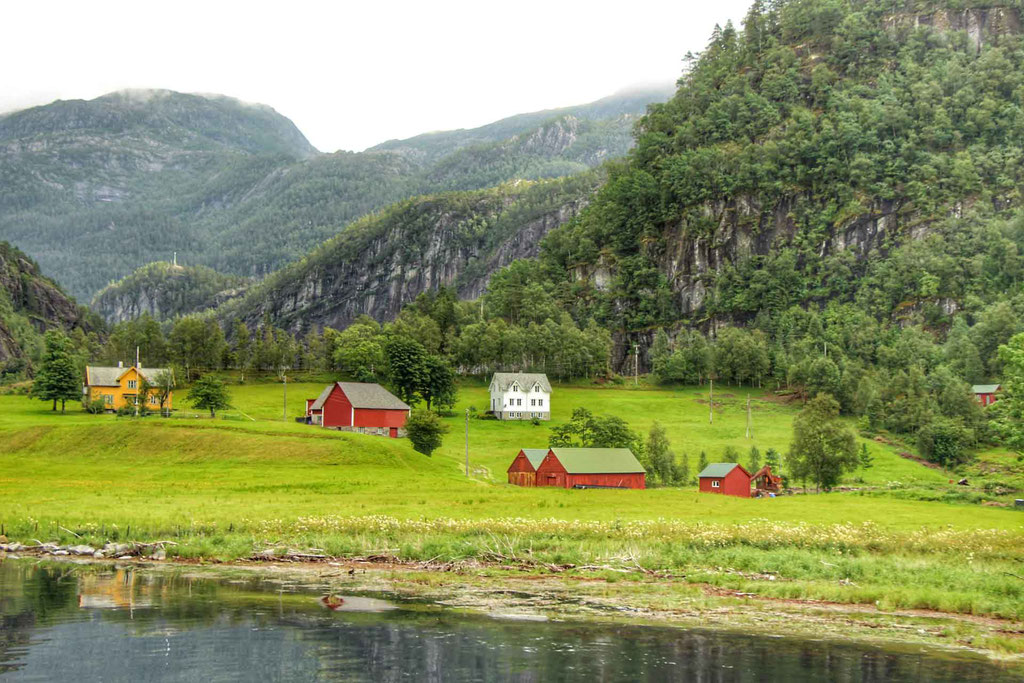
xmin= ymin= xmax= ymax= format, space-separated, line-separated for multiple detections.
xmin=0 ymin=561 xmax=1014 ymax=682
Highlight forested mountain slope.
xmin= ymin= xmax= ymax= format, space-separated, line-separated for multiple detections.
xmin=0 ymin=87 xmax=670 ymax=300
xmin=536 ymin=1 xmax=1024 ymax=340
xmin=218 ymin=173 xmax=601 ymax=333
xmin=91 ymin=261 xmax=249 ymax=323
xmin=0 ymin=242 xmax=97 ymax=374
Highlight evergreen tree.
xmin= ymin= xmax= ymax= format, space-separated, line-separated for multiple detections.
xmin=645 ymin=421 xmax=676 ymax=485
xmin=679 ymin=451 xmax=691 ymax=486
xmin=34 ymin=330 xmax=80 ymax=413
xmin=650 ymin=328 xmax=672 ymax=382
xmin=698 ymin=450 xmax=708 ymax=474
xmin=859 ymin=443 xmax=873 ymax=470
xmin=747 ymin=445 xmax=761 ymax=473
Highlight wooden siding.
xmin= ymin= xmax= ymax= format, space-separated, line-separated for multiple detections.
xmin=353 ymin=407 xmax=408 ymax=429
xmin=322 ymin=385 xmax=353 ymax=428
xmin=507 ymin=451 xmax=538 ymax=487
xmin=699 ymin=467 xmax=751 ymax=497
xmin=535 ymin=451 xmax=645 ymax=490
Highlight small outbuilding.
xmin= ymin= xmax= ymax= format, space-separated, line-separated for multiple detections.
xmin=506 ymin=449 xmax=549 ymax=487
xmin=751 ymin=465 xmax=782 ymax=494
xmin=535 ymin=448 xmax=646 ymax=489
xmin=972 ymin=384 xmax=1001 ymax=407
xmin=698 ymin=463 xmax=752 ymax=498
xmin=305 ymin=382 xmax=410 ymax=438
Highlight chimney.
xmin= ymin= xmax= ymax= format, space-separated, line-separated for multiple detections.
xmin=117 ymin=361 xmax=123 ymax=368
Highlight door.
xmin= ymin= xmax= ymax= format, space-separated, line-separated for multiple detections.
xmin=389 ymin=427 xmax=398 ymax=438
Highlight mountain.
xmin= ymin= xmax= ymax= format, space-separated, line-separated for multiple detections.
xmin=0 ymin=86 xmax=671 ymax=302
xmin=91 ymin=261 xmax=249 ymax=323
xmin=0 ymin=242 xmax=97 ymax=374
xmin=533 ymin=2 xmax=1024 ymax=352
xmin=370 ymin=85 xmax=675 ymax=164
xmin=217 ymin=173 xmax=600 ymax=333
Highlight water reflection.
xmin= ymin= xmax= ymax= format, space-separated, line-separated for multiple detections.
xmin=0 ymin=560 xmax=1015 ymax=682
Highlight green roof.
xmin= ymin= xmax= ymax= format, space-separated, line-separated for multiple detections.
xmin=520 ymin=449 xmax=549 ymax=470
xmin=549 ymin=448 xmax=645 ymax=474
xmin=698 ymin=463 xmax=746 ymax=478
xmin=971 ymin=384 xmax=1001 ymax=394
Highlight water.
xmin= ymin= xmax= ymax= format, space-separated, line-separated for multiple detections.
xmin=0 ymin=560 xmax=1016 ymax=682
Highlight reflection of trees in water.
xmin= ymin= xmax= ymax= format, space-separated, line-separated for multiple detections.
xmin=0 ymin=562 xmax=1014 ymax=682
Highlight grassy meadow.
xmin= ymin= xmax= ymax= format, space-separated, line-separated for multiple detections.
xmin=0 ymin=379 xmax=1022 ymax=638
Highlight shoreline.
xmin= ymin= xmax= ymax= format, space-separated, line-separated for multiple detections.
xmin=5 ymin=547 xmax=1022 ymax=670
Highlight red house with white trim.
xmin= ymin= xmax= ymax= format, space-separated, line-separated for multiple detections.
xmin=698 ymin=463 xmax=751 ymax=498
xmin=305 ymin=382 xmax=410 ymax=438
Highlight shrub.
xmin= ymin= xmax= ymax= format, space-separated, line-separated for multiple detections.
xmin=405 ymin=409 xmax=449 ymax=456
xmin=85 ymin=398 xmax=108 ymax=414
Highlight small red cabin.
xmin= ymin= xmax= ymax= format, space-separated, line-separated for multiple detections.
xmin=507 ymin=449 xmax=548 ymax=487
xmin=535 ymin=448 xmax=646 ymax=490
xmin=698 ymin=463 xmax=751 ymax=498
xmin=972 ymin=384 xmax=1001 ymax=407
xmin=305 ymin=382 xmax=410 ymax=438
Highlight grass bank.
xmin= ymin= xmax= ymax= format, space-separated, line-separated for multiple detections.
xmin=1 ymin=387 xmax=1022 ymax=641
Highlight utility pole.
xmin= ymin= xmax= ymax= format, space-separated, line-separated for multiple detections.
xmin=281 ymin=366 xmax=289 ymax=421
xmin=465 ymin=408 xmax=470 ymax=477
xmin=134 ymin=346 xmax=140 ymax=418
xmin=709 ymin=378 xmax=714 ymax=425
xmin=633 ymin=343 xmax=639 ymax=386
xmin=746 ymin=396 xmax=752 ymax=439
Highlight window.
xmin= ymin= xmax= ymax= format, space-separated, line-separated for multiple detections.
xmin=127 ymin=380 xmax=137 ymax=389
xmin=712 ymin=480 xmax=720 ymax=488
xmin=104 ymin=394 xmax=113 ymax=405
xmin=538 ymin=399 xmax=543 ymax=407
xmin=531 ymin=399 xmax=536 ymax=406
xmin=511 ymin=383 xmax=519 ymax=392
xmin=150 ymin=395 xmax=158 ymax=405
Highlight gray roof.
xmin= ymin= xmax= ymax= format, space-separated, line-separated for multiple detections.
xmin=86 ymin=366 xmax=172 ymax=387
xmin=698 ymin=463 xmax=748 ymax=479
xmin=490 ymin=372 xmax=552 ymax=393
xmin=311 ymin=382 xmax=410 ymax=411
xmin=972 ymin=384 xmax=1001 ymax=394
xmin=519 ymin=448 xmax=549 ymax=470
xmin=549 ymin=448 xmax=645 ymax=474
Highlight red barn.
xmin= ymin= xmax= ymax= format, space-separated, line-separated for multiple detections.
xmin=972 ymin=384 xmax=1001 ymax=407
xmin=535 ymin=448 xmax=646 ymax=490
xmin=306 ymin=382 xmax=410 ymax=438
xmin=698 ymin=463 xmax=752 ymax=498
xmin=507 ymin=449 xmax=548 ymax=487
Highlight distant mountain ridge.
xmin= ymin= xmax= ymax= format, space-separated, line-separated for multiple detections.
xmin=0 ymin=86 xmax=671 ymax=302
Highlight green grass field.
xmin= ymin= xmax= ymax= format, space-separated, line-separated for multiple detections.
xmin=1 ymin=381 xmax=1021 ymax=630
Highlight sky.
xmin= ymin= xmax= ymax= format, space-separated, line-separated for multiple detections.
xmin=2 ymin=0 xmax=752 ymax=152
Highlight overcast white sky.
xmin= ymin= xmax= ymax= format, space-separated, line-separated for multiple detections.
xmin=3 ymin=0 xmax=751 ymax=152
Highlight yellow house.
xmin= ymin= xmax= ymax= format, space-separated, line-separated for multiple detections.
xmin=84 ymin=363 xmax=174 ymax=412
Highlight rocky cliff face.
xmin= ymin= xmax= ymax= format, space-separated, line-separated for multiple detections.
xmin=0 ymin=242 xmax=91 ymax=362
xmin=223 ymin=176 xmax=598 ymax=333
xmin=92 ymin=261 xmax=249 ymax=324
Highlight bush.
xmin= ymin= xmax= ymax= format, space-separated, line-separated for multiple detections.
xmin=116 ymin=405 xmax=135 ymax=417
xmin=405 ymin=409 xmax=449 ymax=456
xmin=917 ymin=417 xmax=975 ymax=467
xmin=85 ymin=398 xmax=107 ymax=414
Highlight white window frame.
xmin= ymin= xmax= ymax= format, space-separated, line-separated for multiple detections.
xmin=127 ymin=380 xmax=137 ymax=389
xmin=712 ymin=480 xmax=720 ymax=488
xmin=538 ymin=399 xmax=543 ymax=407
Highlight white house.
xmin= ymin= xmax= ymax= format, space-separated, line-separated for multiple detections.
xmin=489 ymin=372 xmax=551 ymax=421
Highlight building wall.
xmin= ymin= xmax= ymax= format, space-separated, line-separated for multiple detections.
xmin=490 ymin=386 xmax=550 ymax=420
xmin=507 ymin=451 xmax=537 ymax=486
xmin=535 ymin=454 xmax=644 ymax=489
xmin=86 ymin=367 xmax=173 ymax=412
xmin=353 ymin=407 xmax=408 ymax=429
xmin=322 ymin=386 xmax=353 ymax=427
xmin=699 ymin=469 xmax=750 ymax=497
